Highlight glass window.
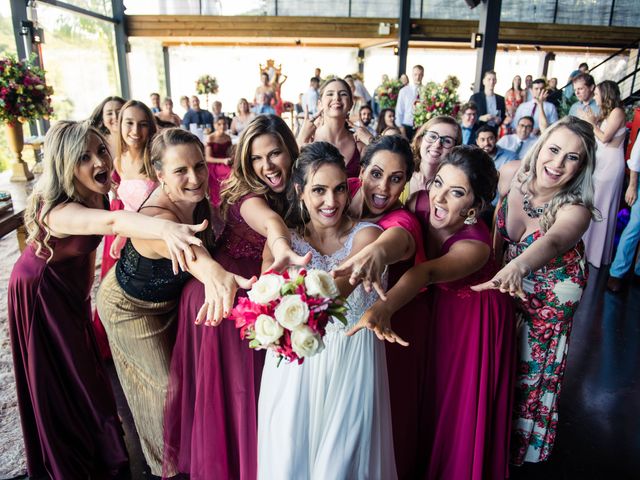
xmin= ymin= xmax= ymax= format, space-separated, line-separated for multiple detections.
xmin=351 ymin=0 xmax=400 ymax=18
xmin=57 ymin=0 xmax=113 ymax=17
xmin=123 ymin=0 xmax=273 ymax=15
xmin=270 ymin=0 xmax=348 ymax=17
xmin=35 ymin=2 xmax=120 ymax=120
xmin=0 ymin=0 xmax=17 ymax=57
xmin=128 ymin=37 xmax=166 ymax=102
xmin=555 ymin=0 xmax=612 ymax=26
xmin=500 ymin=0 xmax=556 ymax=23
xmin=422 ymin=0 xmax=479 ymax=20
xmin=610 ymin=0 xmax=640 ymax=27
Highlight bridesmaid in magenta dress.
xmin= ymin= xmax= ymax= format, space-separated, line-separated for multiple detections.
xmin=163 ymin=115 xmax=310 ymax=479
xmin=335 ymin=135 xmax=429 ymax=478
xmin=205 ymin=117 xmax=233 ymax=206
xmin=296 ymin=77 xmax=370 ymax=178
xmin=350 ymin=146 xmax=516 ymax=480
xmin=8 ymin=121 xmax=205 ymax=479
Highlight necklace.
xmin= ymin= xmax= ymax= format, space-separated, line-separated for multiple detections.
xmin=522 ymin=193 xmax=548 ymax=218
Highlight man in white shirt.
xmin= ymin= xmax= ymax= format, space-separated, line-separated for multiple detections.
xmin=568 ymin=73 xmax=600 ymax=118
xmin=514 ymin=78 xmax=558 ymax=135
xmin=355 ymin=104 xmax=376 ymax=135
xmin=497 ymin=116 xmax=537 ymax=159
xmin=302 ymin=76 xmax=320 ymax=115
xmin=395 ymin=64 xmax=424 ymax=140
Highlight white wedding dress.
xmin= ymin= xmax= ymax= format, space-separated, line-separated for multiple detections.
xmin=257 ymin=222 xmax=397 ymax=480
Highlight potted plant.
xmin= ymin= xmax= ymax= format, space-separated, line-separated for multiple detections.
xmin=0 ymin=55 xmax=53 ymax=181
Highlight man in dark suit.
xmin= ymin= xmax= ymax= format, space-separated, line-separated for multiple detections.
xmin=459 ymin=102 xmax=480 ymax=145
xmin=469 ymin=70 xmax=506 ymax=128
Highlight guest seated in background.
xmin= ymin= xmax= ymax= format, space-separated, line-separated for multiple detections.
xmin=469 ymin=70 xmax=506 ymax=127
xmin=230 ymin=97 xmax=255 ymax=136
xmin=179 ymin=95 xmax=190 ymax=116
xmin=356 ymin=104 xmax=376 ymax=135
xmin=475 ymin=124 xmax=518 ymax=171
xmin=182 ymin=95 xmax=214 ymax=129
xmin=459 ymin=102 xmax=480 ymax=145
xmin=514 ymin=78 xmax=558 ymax=135
xmin=155 ymin=97 xmax=181 ymax=127
xmin=254 ymin=72 xmax=276 ymax=115
xmin=211 ymin=100 xmax=228 ymax=127
xmin=376 ymin=108 xmax=397 ymax=136
xmin=569 ymin=73 xmax=599 ymax=118
xmin=497 ymin=115 xmax=537 ymax=159
xmin=149 ymin=92 xmax=161 ymax=113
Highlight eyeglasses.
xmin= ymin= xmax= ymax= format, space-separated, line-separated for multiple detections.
xmin=424 ymin=130 xmax=456 ymax=149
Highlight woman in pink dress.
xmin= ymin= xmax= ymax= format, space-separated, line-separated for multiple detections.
xmin=297 ymin=77 xmax=373 ymax=178
xmin=579 ymin=80 xmax=626 ymax=267
xmin=8 ymin=121 xmax=208 ymax=479
xmin=163 ymin=115 xmax=310 ymax=479
xmin=350 ymin=146 xmax=516 ymax=480
xmin=205 ymin=116 xmax=233 ymax=207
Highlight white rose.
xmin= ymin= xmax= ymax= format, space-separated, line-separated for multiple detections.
xmin=291 ymin=325 xmax=324 ymax=358
xmin=254 ymin=314 xmax=283 ymax=346
xmin=304 ymin=269 xmax=340 ymax=299
xmin=247 ymin=274 xmax=285 ymax=305
xmin=274 ymin=294 xmax=309 ymax=330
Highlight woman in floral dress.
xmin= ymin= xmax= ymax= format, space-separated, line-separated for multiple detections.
xmin=473 ymin=116 xmax=600 ymax=464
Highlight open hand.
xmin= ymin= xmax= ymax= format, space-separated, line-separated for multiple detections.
xmin=196 ymin=271 xmax=256 ymax=327
xmin=163 ymin=220 xmax=208 ymax=274
xmin=471 ymin=259 xmax=528 ymax=300
xmin=345 ymin=303 xmax=408 ymax=346
xmin=332 ymin=244 xmax=387 ymax=300
xmin=297 ymin=108 xmax=323 ymax=146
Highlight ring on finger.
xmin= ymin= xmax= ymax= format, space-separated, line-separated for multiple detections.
xmin=492 ymin=279 xmax=501 ymax=287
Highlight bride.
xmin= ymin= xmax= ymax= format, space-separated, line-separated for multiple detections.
xmin=257 ymin=141 xmax=397 ymax=479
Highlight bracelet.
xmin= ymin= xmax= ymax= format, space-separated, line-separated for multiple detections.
xmin=270 ymin=235 xmax=290 ymax=250
xmin=512 ymin=258 xmax=532 ymax=277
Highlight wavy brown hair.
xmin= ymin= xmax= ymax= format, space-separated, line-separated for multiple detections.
xmin=596 ymin=80 xmax=623 ymax=122
xmin=411 ymin=115 xmax=462 ymax=173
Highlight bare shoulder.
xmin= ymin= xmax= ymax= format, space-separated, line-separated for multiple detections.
xmin=498 ymin=160 xmax=521 ymax=196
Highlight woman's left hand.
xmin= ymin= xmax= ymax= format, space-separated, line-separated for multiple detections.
xmin=578 ymin=106 xmax=597 ymax=125
xmin=196 ymin=271 xmax=257 ymax=326
xmin=332 ymin=244 xmax=387 ymax=299
xmin=162 ymin=220 xmax=208 ymax=274
xmin=471 ymin=259 xmax=528 ymax=300
xmin=345 ymin=303 xmax=408 ymax=346
xmin=347 ymin=120 xmax=375 ymax=145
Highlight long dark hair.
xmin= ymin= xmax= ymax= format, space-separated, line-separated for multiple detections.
xmin=360 ymin=134 xmax=415 ymax=180
xmin=376 ymin=108 xmax=395 ymax=136
xmin=89 ymin=96 xmax=125 ymax=135
xmin=285 ymin=141 xmax=348 ymax=231
xmin=150 ymin=128 xmax=216 ymax=252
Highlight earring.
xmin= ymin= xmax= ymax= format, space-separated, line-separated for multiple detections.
xmin=464 ymin=214 xmax=477 ymax=225
xmin=161 ymin=180 xmax=166 ymax=191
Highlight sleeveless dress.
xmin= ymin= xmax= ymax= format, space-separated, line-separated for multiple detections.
xmin=496 ymin=198 xmax=588 ymax=464
xmin=582 ymin=120 xmax=626 ymax=267
xmin=421 ymin=214 xmax=516 ymax=480
xmin=163 ymin=194 xmax=266 ymax=480
xmin=349 ymin=178 xmax=430 ymax=478
xmin=207 ymin=139 xmax=232 ymax=207
xmin=93 ymin=177 xmax=157 ymax=359
xmin=257 ymin=222 xmax=397 ymax=480
xmin=97 ymin=229 xmax=191 ymax=476
xmin=345 ymin=145 xmax=361 ymax=178
xmin=8 ymin=213 xmax=129 ymax=478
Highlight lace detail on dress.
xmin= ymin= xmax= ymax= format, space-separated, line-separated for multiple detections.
xmin=290 ymin=222 xmax=386 ymax=333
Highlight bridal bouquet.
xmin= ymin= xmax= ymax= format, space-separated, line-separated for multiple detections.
xmin=229 ymin=268 xmax=348 ymax=364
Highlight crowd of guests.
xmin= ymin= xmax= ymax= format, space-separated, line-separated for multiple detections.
xmin=6 ymin=61 xmax=638 ymax=480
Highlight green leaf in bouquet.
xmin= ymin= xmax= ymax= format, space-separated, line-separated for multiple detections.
xmin=280 ymin=282 xmax=296 ymax=296
xmin=332 ymin=312 xmax=348 ymax=326
xmin=249 ymin=339 xmax=261 ymax=349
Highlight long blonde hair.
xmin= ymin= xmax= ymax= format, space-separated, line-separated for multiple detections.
xmin=24 ymin=121 xmax=111 ymax=260
xmin=220 ymin=115 xmax=298 ymax=219
xmin=517 ymin=116 xmax=601 ymax=232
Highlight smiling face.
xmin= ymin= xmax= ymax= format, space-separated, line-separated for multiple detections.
xmin=516 ymin=118 xmax=534 ymax=140
xmin=299 ymin=163 xmax=348 ymax=230
xmin=73 ymin=132 xmax=113 ymax=198
xmin=121 ymin=106 xmax=151 ymax=151
xmin=384 ymin=110 xmax=396 ymax=128
xmin=535 ymin=127 xmax=585 ymax=192
xmin=461 ymin=108 xmax=477 ymax=128
xmin=214 ymin=118 xmax=226 ymax=133
xmin=359 ymin=107 xmax=373 ymax=126
xmin=360 ymin=150 xmax=408 ymax=216
xmin=476 ymin=131 xmax=497 ymax=155
xmin=419 ymin=122 xmax=458 ymax=172
xmin=102 ymin=100 xmax=123 ymax=136
xmin=429 ymin=164 xmax=475 ymax=234
xmin=321 ymin=80 xmax=353 ymax=119
xmin=250 ymin=134 xmax=292 ymax=193
xmin=157 ymin=143 xmax=208 ymax=205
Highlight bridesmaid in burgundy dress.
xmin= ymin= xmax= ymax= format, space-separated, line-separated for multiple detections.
xmin=205 ymin=116 xmax=233 ymax=207
xmin=7 ymin=121 xmax=207 ymax=479
xmin=163 ymin=115 xmax=310 ymax=479
xmin=350 ymin=146 xmax=516 ymax=480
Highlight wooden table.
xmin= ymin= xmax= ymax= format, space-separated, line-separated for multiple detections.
xmin=0 ymin=171 xmax=36 ymax=251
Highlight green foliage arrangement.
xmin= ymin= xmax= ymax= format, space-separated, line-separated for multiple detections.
xmin=414 ymin=75 xmax=461 ymax=127
xmin=0 ymin=55 xmax=53 ymax=124
xmin=195 ymin=74 xmax=219 ymax=95
xmin=375 ymin=78 xmax=403 ymax=110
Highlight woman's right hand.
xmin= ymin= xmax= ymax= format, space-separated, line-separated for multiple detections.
xmin=345 ymin=302 xmax=408 ymax=346
xmin=332 ymin=243 xmax=387 ymax=299
xmin=625 ymin=184 xmax=637 ymax=206
xmin=196 ymin=270 xmax=257 ymax=327
xmin=162 ymin=220 xmax=208 ymax=274
xmin=297 ymin=108 xmax=323 ymax=146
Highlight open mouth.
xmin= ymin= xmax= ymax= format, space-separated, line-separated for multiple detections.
xmin=184 ymin=184 xmax=203 ymax=192
xmin=265 ymin=172 xmax=283 ymax=187
xmin=371 ymin=194 xmax=388 ymax=209
xmin=432 ymin=205 xmax=447 ymax=220
xmin=544 ymin=166 xmax=562 ymax=180
xmin=94 ymin=171 xmax=109 ymax=185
